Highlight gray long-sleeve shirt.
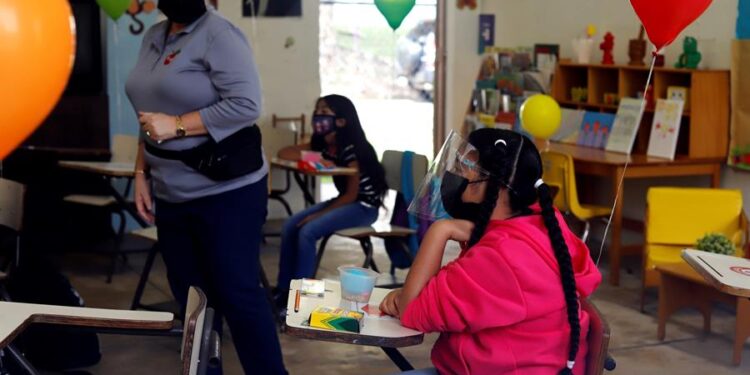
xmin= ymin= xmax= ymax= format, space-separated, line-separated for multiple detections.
xmin=126 ymin=10 xmax=268 ymax=203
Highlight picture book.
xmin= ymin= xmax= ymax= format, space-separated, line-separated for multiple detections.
xmin=576 ymin=111 xmax=616 ymax=149
xmin=605 ymin=98 xmax=644 ymax=154
xmin=647 ymin=99 xmax=685 ymax=160
xmin=552 ymin=108 xmax=584 ymax=144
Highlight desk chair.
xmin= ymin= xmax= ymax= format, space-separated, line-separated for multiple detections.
xmin=182 ymin=287 xmax=221 ymax=375
xmin=63 ymin=134 xmax=141 ymax=283
xmin=582 ymin=299 xmax=616 ymax=375
xmin=642 ymin=187 xmax=748 ymax=311
xmin=313 ymin=150 xmax=428 ymax=286
xmin=0 ymin=178 xmax=25 ymax=301
xmin=540 ymin=151 xmax=611 ymax=243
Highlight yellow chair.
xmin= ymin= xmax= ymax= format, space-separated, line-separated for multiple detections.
xmin=540 ymin=151 xmax=611 ymax=242
xmin=641 ymin=187 xmax=748 ymax=310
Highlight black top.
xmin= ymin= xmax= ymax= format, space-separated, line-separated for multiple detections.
xmin=324 ymin=144 xmax=383 ymax=207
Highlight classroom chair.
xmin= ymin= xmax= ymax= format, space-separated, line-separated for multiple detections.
xmin=62 ymin=134 xmax=142 ymax=283
xmin=313 ymin=150 xmax=428 ymax=286
xmin=582 ymin=299 xmax=616 ymax=375
xmin=540 ymin=151 xmax=611 ymax=243
xmin=641 ymin=187 xmax=748 ymax=311
xmin=0 ymin=178 xmax=25 ymax=301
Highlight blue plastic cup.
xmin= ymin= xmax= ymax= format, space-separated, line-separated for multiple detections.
xmin=338 ymin=266 xmax=379 ymax=303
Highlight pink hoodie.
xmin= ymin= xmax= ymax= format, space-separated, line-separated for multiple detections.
xmin=401 ymin=207 xmax=602 ymax=375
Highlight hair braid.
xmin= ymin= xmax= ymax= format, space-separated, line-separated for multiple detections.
xmin=538 ymin=183 xmax=580 ymax=375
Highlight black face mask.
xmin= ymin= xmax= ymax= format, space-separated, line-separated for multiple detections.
xmin=440 ymin=171 xmax=482 ymax=221
xmin=158 ymin=0 xmax=207 ymax=24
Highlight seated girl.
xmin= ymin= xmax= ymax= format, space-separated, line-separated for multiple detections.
xmin=276 ymin=94 xmax=387 ymax=303
xmin=380 ymin=128 xmax=601 ymax=375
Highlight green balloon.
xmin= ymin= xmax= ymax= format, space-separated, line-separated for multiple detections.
xmin=374 ymin=0 xmax=416 ymax=31
xmin=96 ymin=0 xmax=131 ymax=21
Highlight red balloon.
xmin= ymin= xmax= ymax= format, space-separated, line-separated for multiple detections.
xmin=630 ymin=0 xmax=713 ymax=50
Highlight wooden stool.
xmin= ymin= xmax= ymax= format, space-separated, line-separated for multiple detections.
xmin=656 ymin=263 xmax=750 ymax=365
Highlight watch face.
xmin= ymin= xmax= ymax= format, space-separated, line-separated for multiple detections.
xmin=176 ymin=127 xmax=186 ymax=137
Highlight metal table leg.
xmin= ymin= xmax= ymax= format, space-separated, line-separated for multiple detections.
xmin=381 ymin=347 xmax=414 ymax=371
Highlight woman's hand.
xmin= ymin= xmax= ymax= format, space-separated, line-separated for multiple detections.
xmin=379 ymin=288 xmax=402 ymax=317
xmin=134 ymin=173 xmax=155 ymax=224
xmin=139 ymin=112 xmax=177 ymax=142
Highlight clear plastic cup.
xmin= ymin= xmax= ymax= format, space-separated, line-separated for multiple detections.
xmin=338 ymin=266 xmax=379 ymax=303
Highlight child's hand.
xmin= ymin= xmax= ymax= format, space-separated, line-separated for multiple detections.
xmin=379 ymin=288 xmax=402 ymax=317
xmin=428 ymin=219 xmax=475 ymax=243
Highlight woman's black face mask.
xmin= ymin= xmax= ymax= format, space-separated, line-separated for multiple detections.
xmin=440 ymin=171 xmax=483 ymax=221
xmin=158 ymin=0 xmax=207 ymax=24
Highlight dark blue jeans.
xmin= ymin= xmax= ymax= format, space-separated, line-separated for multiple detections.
xmin=277 ymin=200 xmax=379 ymax=289
xmin=156 ymin=177 xmax=287 ymax=375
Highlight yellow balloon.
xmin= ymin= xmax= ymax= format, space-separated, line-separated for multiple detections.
xmin=520 ymin=95 xmax=562 ymax=139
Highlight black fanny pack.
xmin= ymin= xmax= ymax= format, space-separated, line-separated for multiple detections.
xmin=145 ymin=125 xmax=264 ymax=181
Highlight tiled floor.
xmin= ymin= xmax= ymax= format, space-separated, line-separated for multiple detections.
xmin=40 ymin=234 xmax=750 ymax=374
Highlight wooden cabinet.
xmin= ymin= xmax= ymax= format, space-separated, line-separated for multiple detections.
xmin=552 ymin=62 xmax=729 ymax=159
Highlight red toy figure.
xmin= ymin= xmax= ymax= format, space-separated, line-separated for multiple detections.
xmin=600 ymin=32 xmax=615 ymax=65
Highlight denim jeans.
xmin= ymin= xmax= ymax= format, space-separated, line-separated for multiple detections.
xmin=277 ymin=200 xmax=379 ymax=289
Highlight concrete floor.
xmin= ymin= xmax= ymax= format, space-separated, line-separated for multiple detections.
xmin=51 ymin=232 xmax=750 ymax=375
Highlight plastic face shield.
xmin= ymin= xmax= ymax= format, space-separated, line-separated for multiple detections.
xmin=408 ymin=131 xmax=492 ymax=221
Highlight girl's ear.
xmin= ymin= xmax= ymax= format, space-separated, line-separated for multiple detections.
xmin=335 ymin=118 xmax=347 ymax=128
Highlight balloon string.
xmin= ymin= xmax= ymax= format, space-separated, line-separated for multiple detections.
xmin=595 ymin=54 xmax=656 ymax=267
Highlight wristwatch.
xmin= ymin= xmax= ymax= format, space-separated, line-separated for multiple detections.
xmin=175 ymin=115 xmax=187 ymax=138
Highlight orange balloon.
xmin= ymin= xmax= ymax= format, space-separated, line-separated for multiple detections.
xmin=0 ymin=0 xmax=76 ymax=159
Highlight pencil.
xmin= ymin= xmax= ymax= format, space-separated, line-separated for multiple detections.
xmin=294 ymin=290 xmax=301 ymax=313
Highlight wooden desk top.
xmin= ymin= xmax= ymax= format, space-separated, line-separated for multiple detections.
xmin=271 ymin=157 xmax=358 ymax=177
xmin=0 ymin=301 xmax=174 ymax=348
xmin=545 ymin=142 xmax=724 ymax=167
xmin=285 ymin=279 xmax=424 ymax=348
xmin=58 ymin=161 xmax=136 ymax=178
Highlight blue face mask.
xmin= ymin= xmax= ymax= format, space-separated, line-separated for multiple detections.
xmin=312 ymin=115 xmax=336 ymax=136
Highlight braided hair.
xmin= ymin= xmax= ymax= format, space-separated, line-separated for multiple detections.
xmin=467 ymin=128 xmax=580 ymax=375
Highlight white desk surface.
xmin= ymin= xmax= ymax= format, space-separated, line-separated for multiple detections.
xmin=271 ymin=157 xmax=358 ymax=176
xmin=285 ymin=279 xmax=423 ymax=347
xmin=682 ymin=249 xmax=750 ymax=298
xmin=59 ymin=161 xmax=136 ymax=178
xmin=0 ymin=301 xmax=174 ymax=348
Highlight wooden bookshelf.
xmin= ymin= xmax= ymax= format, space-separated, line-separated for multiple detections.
xmin=552 ymin=62 xmax=729 ymax=158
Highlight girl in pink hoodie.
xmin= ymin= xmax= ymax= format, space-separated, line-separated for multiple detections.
xmin=380 ymin=128 xmax=602 ymax=375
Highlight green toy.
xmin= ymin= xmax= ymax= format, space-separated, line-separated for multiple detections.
xmin=675 ymin=36 xmax=701 ymax=69
xmin=696 ymin=233 xmax=735 ymax=256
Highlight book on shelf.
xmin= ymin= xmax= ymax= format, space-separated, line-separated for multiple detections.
xmin=647 ymin=99 xmax=685 ymax=160
xmin=552 ymin=108 xmax=584 ymax=144
xmin=605 ymin=98 xmax=645 ymax=154
xmin=576 ymin=112 xmax=616 ymax=149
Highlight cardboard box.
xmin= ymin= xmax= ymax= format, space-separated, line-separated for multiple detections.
xmin=309 ymin=306 xmax=363 ymax=333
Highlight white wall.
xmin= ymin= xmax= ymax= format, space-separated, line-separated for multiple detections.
xmin=219 ymin=0 xmax=321 ymax=217
xmin=445 ymin=2 xmax=482 ymax=134
xmin=478 ymin=0 xmax=749 ymax=235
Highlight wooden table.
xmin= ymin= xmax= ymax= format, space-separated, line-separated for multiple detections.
xmin=546 ymin=142 xmax=723 ymax=285
xmin=270 ymin=157 xmax=358 ymax=206
xmin=58 ymin=161 xmax=148 ymax=228
xmin=655 ymin=262 xmax=750 ymax=365
xmin=682 ymin=249 xmax=750 ymax=298
xmin=285 ymin=279 xmax=424 ymax=371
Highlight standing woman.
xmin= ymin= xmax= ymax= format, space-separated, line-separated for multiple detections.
xmin=275 ymin=95 xmax=387 ymax=302
xmin=125 ymin=1 xmax=287 ymax=373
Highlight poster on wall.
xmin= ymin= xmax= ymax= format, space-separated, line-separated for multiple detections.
xmin=242 ymin=0 xmax=302 ymax=17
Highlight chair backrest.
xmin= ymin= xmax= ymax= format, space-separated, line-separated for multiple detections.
xmin=181 ymin=287 xmax=207 ymax=375
xmin=0 ymin=178 xmax=25 ymax=232
xmin=582 ymin=299 xmax=610 ymax=375
xmin=540 ymin=150 xmax=578 ymax=213
xmin=646 ymin=188 xmax=744 ymax=252
xmin=381 ymin=150 xmax=429 ymax=194
xmin=111 ymin=134 xmax=139 ymax=163
xmin=272 ymin=114 xmax=306 ymax=145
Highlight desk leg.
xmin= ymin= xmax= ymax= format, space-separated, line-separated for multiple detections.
xmin=710 ymin=164 xmax=722 ymax=188
xmin=5 ymin=345 xmax=39 ymax=375
xmin=381 ymin=347 xmax=414 ymax=371
xmin=609 ymin=167 xmax=624 ymax=286
xmin=292 ymin=172 xmax=316 ymax=206
xmin=131 ymin=243 xmax=159 ymax=310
